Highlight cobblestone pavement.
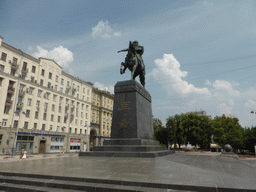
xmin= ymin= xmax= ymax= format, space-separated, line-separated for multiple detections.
xmin=0 ymin=152 xmax=256 ymax=191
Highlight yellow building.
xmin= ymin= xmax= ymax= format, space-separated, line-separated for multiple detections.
xmin=90 ymin=87 xmax=114 ymax=147
xmin=0 ymin=36 xmax=113 ymax=155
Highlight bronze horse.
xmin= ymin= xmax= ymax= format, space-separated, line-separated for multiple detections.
xmin=118 ymin=41 xmax=145 ymax=87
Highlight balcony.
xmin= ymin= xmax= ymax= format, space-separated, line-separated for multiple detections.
xmin=18 ymin=90 xmax=25 ymax=96
xmin=5 ymin=99 xmax=13 ymax=106
xmin=72 ymin=88 xmax=76 ymax=92
xmin=8 ymin=86 xmax=15 ymax=94
xmin=9 ymin=60 xmax=19 ymax=70
xmin=71 ymin=105 xmax=75 ymax=110
xmin=16 ymin=102 xmax=23 ymax=108
xmin=66 ymin=85 xmax=71 ymax=90
xmin=65 ymin=113 xmax=69 ymax=117
xmin=70 ymin=114 xmax=74 ymax=119
xmin=65 ymin=104 xmax=69 ymax=108
xmin=21 ymin=67 xmax=28 ymax=73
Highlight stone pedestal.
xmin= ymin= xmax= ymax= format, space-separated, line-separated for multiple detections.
xmin=79 ymin=80 xmax=174 ymax=158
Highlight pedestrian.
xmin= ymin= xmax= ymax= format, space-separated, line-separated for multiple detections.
xmin=22 ymin=150 xmax=27 ymax=160
xmin=20 ymin=149 xmax=24 ymax=160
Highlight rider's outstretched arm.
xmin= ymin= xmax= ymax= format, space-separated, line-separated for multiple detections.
xmin=117 ymin=49 xmax=128 ymax=53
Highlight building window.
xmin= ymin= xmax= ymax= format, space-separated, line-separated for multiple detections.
xmin=55 ymin=75 xmax=59 ymax=82
xmin=60 ymin=87 xmax=63 ymax=93
xmin=24 ymin=122 xmax=28 ymax=129
xmin=55 ymin=85 xmax=58 ymax=91
xmin=41 ymin=69 xmax=45 ymax=76
xmin=49 ymin=72 xmax=52 ymax=79
xmin=77 ymin=86 xmax=80 ymax=91
xmin=48 ymin=82 xmax=51 ymax=88
xmin=33 ymin=123 xmax=37 ymax=130
xmin=10 ymin=69 xmax=16 ymax=76
xmin=67 ymin=81 xmax=69 ymax=86
xmin=52 ymin=104 xmax=55 ymax=111
xmin=58 ymin=105 xmax=61 ymax=113
xmin=35 ymin=111 xmax=39 ymax=119
xmin=61 ymin=78 xmax=64 ymax=85
xmin=13 ymin=120 xmax=18 ymax=129
xmin=56 ymin=126 xmax=60 ymax=132
xmin=58 ymin=116 xmax=61 ymax=123
xmin=22 ymin=62 xmax=27 ymax=70
xmin=42 ymin=124 xmax=45 ymax=130
xmin=0 ymin=135 xmax=2 ymax=145
xmin=2 ymin=119 xmax=8 ymax=126
xmin=37 ymin=90 xmax=42 ymax=97
xmin=28 ymin=87 xmax=34 ymax=94
xmin=49 ymin=125 xmax=53 ymax=131
xmin=32 ymin=66 xmax=36 ymax=73
xmin=53 ymin=94 xmax=57 ymax=101
xmin=4 ymin=106 xmax=11 ymax=114
xmin=51 ymin=115 xmax=54 ymax=121
xmin=1 ymin=52 xmax=7 ymax=61
xmin=69 ymin=128 xmax=72 ymax=133
xmin=87 ymin=90 xmax=90 ymax=95
xmin=40 ymin=79 xmax=44 ymax=86
xmin=75 ymin=119 xmax=78 ymax=125
xmin=86 ymin=105 xmax=89 ymax=111
xmin=20 ymin=73 xmax=26 ymax=79
xmin=0 ymin=64 xmax=4 ymax=72
xmin=44 ymin=92 xmax=50 ymax=99
xmin=27 ymin=98 xmax=32 ymax=106
xmin=43 ymin=113 xmax=47 ymax=120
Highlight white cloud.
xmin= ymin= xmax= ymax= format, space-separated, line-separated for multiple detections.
xmin=218 ymin=103 xmax=233 ymax=116
xmin=32 ymin=46 xmax=74 ymax=68
xmin=209 ymin=80 xmax=240 ymax=97
xmin=152 ymin=54 xmax=211 ymax=97
xmin=93 ymin=82 xmax=114 ymax=94
xmin=244 ymin=99 xmax=256 ymax=109
xmin=92 ymin=20 xmax=121 ymax=39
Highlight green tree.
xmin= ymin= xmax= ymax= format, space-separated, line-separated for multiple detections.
xmin=244 ymin=127 xmax=256 ymax=153
xmin=153 ymin=118 xmax=168 ymax=148
xmin=166 ymin=114 xmax=185 ymax=149
xmin=181 ymin=113 xmax=212 ymax=149
xmin=212 ymin=115 xmax=244 ymax=150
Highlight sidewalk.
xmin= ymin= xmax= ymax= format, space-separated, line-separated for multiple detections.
xmin=0 ymin=153 xmax=79 ymax=162
xmin=1 ymin=152 xmax=256 ymax=191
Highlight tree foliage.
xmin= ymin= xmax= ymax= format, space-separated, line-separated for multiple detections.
xmin=153 ymin=118 xmax=168 ymax=147
xmin=243 ymin=127 xmax=256 ymax=153
xmin=165 ymin=113 xmax=213 ymax=149
xmin=212 ymin=115 xmax=244 ymax=150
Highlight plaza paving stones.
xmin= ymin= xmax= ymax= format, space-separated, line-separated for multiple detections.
xmin=0 ymin=152 xmax=256 ymax=191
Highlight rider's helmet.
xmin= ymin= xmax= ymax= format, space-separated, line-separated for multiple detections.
xmin=133 ymin=41 xmax=138 ymax=46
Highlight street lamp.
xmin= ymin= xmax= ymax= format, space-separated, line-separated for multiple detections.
xmin=12 ymin=110 xmax=26 ymax=156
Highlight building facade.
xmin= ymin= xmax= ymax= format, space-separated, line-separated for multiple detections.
xmin=0 ymin=36 xmax=113 ymax=155
xmin=90 ymin=88 xmax=114 ymax=147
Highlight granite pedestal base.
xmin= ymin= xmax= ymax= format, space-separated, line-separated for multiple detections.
xmin=79 ymin=80 xmax=174 ymax=158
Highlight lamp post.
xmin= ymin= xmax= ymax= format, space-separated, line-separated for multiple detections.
xmin=12 ymin=110 xmax=26 ymax=156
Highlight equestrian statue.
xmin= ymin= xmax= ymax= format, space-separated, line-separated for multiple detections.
xmin=117 ymin=41 xmax=145 ymax=87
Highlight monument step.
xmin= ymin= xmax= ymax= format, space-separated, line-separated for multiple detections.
xmin=79 ymin=150 xmax=175 ymax=158
xmin=93 ymin=145 xmax=167 ymax=152
xmin=0 ymin=172 xmax=202 ymax=192
xmin=0 ymin=175 xmax=142 ymax=192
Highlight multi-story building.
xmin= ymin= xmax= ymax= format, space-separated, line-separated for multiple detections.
xmin=90 ymin=87 xmax=114 ymax=147
xmin=0 ymin=36 xmax=114 ymax=155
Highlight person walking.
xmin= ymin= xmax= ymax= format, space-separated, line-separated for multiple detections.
xmin=19 ymin=149 xmax=24 ymax=160
xmin=22 ymin=150 xmax=27 ymax=160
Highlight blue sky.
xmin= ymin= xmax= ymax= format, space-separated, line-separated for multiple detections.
xmin=1 ymin=0 xmax=256 ymax=128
